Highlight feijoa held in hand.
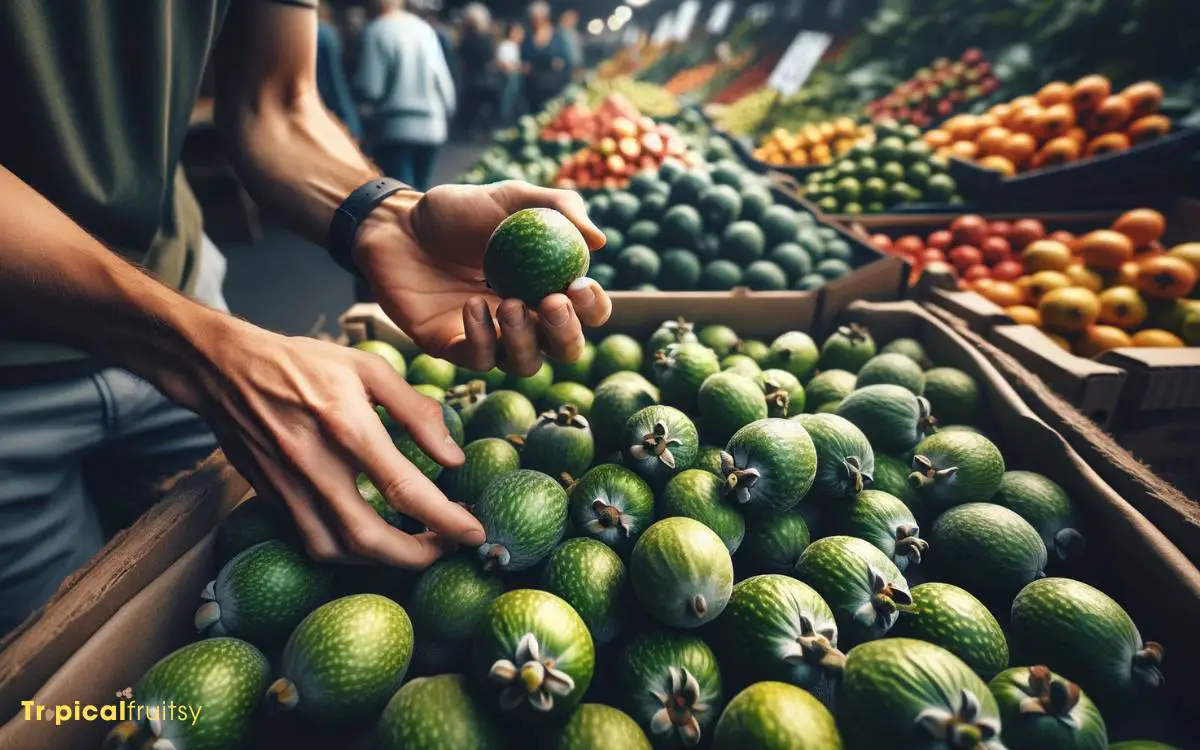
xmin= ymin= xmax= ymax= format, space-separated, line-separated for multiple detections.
xmin=484 ymin=208 xmax=590 ymax=306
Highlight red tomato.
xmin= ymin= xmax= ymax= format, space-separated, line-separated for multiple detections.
xmin=949 ymin=245 xmax=984 ymax=269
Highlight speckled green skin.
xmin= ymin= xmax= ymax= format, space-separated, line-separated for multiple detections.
xmin=504 ymin=361 xmax=555 ymax=402
xmin=723 ymin=418 xmax=817 ymax=515
xmin=818 ymin=334 xmax=876 ymax=375
xmin=693 ymin=444 xmax=725 ymax=475
xmin=837 ymin=639 xmax=1004 ymax=750
xmin=922 ymin=367 xmax=983 ymax=426
xmin=832 ymin=489 xmax=924 ymax=572
xmin=276 ymin=594 xmax=413 ymax=723
xmin=655 ymin=342 xmax=721 ymax=413
xmin=794 ymin=535 xmax=909 ymax=647
xmin=408 ymin=354 xmax=457 ymax=390
xmin=741 ymin=511 xmax=810 ymax=574
xmin=660 ymin=469 xmax=746 ymax=553
xmin=698 ymin=371 xmax=769 ymax=444
xmin=713 ymin=681 xmax=842 ymax=750
xmin=930 ymin=503 xmax=1047 ymax=600
xmin=719 ymin=575 xmax=840 ymax=689
xmin=893 ymin=583 xmax=1009 ymax=681
xmin=697 ymin=324 xmax=742 ymax=357
xmin=204 ymin=540 xmax=333 ymax=646
xmin=440 ymin=438 xmax=521 ymax=507
xmin=854 ymin=353 xmax=926 ymax=394
xmin=867 ymin=453 xmax=926 ymax=521
xmin=617 ymin=632 xmax=724 ymax=749
xmin=215 ymin=496 xmax=288 ymax=566
xmin=541 ymin=538 xmax=628 ymax=644
xmin=356 ymin=340 xmax=407 ymax=378
xmin=593 ymin=334 xmax=645 ymax=382
xmin=130 ymin=638 xmax=269 ymax=750
xmin=590 ymin=375 xmax=659 ymax=455
xmin=804 ymin=370 xmax=857 ymax=412
xmin=755 ymin=368 xmax=805 ymax=417
xmin=631 ymin=517 xmax=734 ymax=628
xmin=555 ymin=704 xmax=652 ymax=750
xmin=736 ymin=339 xmax=769 ymax=365
xmin=835 ymin=384 xmax=931 ymax=455
xmin=622 ymin=405 xmax=699 ymax=486
xmin=522 ymin=411 xmax=595 ymax=479
xmin=1108 ymin=742 xmax=1183 ymax=750
xmin=380 ymin=402 xmax=464 ymax=481
xmin=540 ymin=382 xmax=596 ymax=417
xmin=767 ymin=331 xmax=820 ymax=381
xmin=568 ymin=463 xmax=655 ymax=552
xmin=474 ymin=470 xmax=568 ymax=572
xmin=357 ymin=474 xmax=411 ymax=528
xmin=376 ymin=674 xmax=504 ymax=750
xmin=1009 ymin=578 xmax=1157 ymax=704
xmin=880 ymin=337 xmax=930 ymax=368
xmin=791 ymin=413 xmax=875 ymax=503
xmin=991 ymin=471 xmax=1083 ymax=561
xmin=483 ymin=208 xmax=590 ymax=306
xmin=910 ymin=431 xmax=1006 ymax=512
xmin=465 ymin=391 xmax=538 ymax=442
xmin=408 ymin=554 xmax=505 ymax=641
xmin=553 ymin=340 xmax=596 ymax=385
xmin=455 ymin=366 xmax=508 ymax=390
xmin=721 ymin=354 xmax=762 ymax=380
xmin=412 ymin=384 xmax=446 ymax=402
xmin=989 ymin=667 xmax=1107 ymax=750
xmin=472 ymin=589 xmax=594 ymax=719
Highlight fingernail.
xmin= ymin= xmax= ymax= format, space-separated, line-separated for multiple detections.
xmin=463 ymin=528 xmax=486 ymax=546
xmin=543 ymin=302 xmax=569 ymax=327
xmin=568 ymin=278 xmax=596 ymax=311
xmin=500 ymin=304 xmax=526 ymax=327
xmin=445 ymin=434 xmax=465 ymax=461
xmin=467 ymin=298 xmax=488 ymax=323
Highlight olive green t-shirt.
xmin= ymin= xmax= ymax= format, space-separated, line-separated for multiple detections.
xmin=0 ymin=0 xmax=314 ymax=370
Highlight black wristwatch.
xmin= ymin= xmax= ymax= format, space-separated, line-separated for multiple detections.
xmin=328 ymin=176 xmax=411 ymax=277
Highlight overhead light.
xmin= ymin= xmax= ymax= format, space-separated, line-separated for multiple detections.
xmin=607 ymin=15 xmax=625 ymax=31
xmin=613 ymin=5 xmax=633 ymax=21
xmin=587 ymin=18 xmax=605 ymax=35
xmin=628 ymin=0 xmax=650 ymax=7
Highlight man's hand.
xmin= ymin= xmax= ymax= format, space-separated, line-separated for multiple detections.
xmin=162 ymin=317 xmax=484 ymax=567
xmin=352 ymin=181 xmax=612 ymax=377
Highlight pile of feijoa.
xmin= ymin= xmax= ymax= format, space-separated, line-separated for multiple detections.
xmin=108 ymin=322 xmax=1175 ymax=750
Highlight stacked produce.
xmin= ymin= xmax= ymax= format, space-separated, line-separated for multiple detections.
xmin=540 ymin=93 xmax=645 ymax=145
xmin=713 ymin=70 xmax=858 ymax=138
xmin=113 ymin=305 xmax=1174 ymax=749
xmin=554 ymin=116 xmax=698 ymax=191
xmin=924 ymin=76 xmax=1171 ymax=175
xmin=584 ymin=77 xmax=681 ymax=119
xmin=709 ymin=55 xmax=782 ymax=105
xmin=870 ymin=209 xmax=1200 ymax=354
xmin=582 ymin=155 xmax=870 ymax=292
xmin=665 ymin=60 xmax=726 ymax=96
xmin=803 ymin=120 xmax=963 ymax=214
xmin=753 ymin=118 xmax=873 ymax=167
xmin=864 ymin=49 xmax=999 ymax=128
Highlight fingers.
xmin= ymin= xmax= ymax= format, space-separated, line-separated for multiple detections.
xmin=495 ymin=182 xmax=606 ymax=249
xmin=450 ymin=296 xmax=500 ymax=373
xmin=497 ymin=298 xmax=543 ymax=376
xmin=537 ymin=293 xmax=584 ymax=363
xmin=362 ymin=357 xmax=465 ymax=468
xmin=567 ymin=277 xmax=613 ymax=328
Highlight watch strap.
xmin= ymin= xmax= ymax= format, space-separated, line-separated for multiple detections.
xmin=328 ymin=176 xmax=410 ymax=277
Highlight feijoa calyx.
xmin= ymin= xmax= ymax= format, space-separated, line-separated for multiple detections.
xmin=484 ymin=208 xmax=590 ymax=306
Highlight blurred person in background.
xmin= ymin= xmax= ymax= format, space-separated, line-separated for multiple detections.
xmin=497 ymin=23 xmax=527 ymax=126
xmin=558 ymin=10 xmax=583 ymax=80
xmin=316 ymin=2 xmax=363 ymax=140
xmin=457 ymin=3 xmax=497 ymax=139
xmin=523 ymin=1 xmax=570 ymax=114
xmin=356 ymin=0 xmax=456 ymax=190
xmin=0 ymin=0 xmax=611 ymax=634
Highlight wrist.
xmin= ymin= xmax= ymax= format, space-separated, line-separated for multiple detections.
xmin=350 ymin=189 xmax=423 ymax=273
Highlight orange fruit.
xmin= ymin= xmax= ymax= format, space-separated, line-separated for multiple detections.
xmin=1074 ymin=325 xmax=1134 ymax=358
xmin=1120 ymin=81 xmax=1164 ymax=119
xmin=1048 ymin=230 xmax=1081 ymax=253
xmin=1097 ymin=286 xmax=1149 ymax=329
xmin=1036 ymin=103 xmax=1076 ymax=141
xmin=999 ymin=132 xmax=1038 ymax=168
xmin=1064 ymin=263 xmax=1105 ymax=293
xmin=1064 ymin=127 xmax=1089 ymax=147
xmin=1006 ymin=105 xmax=1044 ymax=136
xmin=1131 ymin=329 xmax=1185 ymax=347
xmin=809 ymin=143 xmax=832 ymax=162
xmin=1085 ymin=132 xmax=1131 ymax=158
xmin=1036 ymin=81 xmax=1073 ymax=107
xmin=1030 ymin=137 xmax=1081 ymax=170
xmin=976 ymin=126 xmax=1012 ymax=156
xmin=944 ymin=114 xmax=981 ymax=141
xmin=1166 ymin=242 xmax=1200 ymax=274
xmin=1008 ymin=95 xmax=1039 ymax=111
xmin=975 ymin=113 xmax=1002 ymax=131
xmin=1115 ymin=261 xmax=1141 ymax=287
xmin=1005 ymin=305 xmax=1041 ymax=326
xmin=977 ymin=155 xmax=1016 ymax=176
xmin=949 ymin=140 xmax=980 ymax=160
xmin=1080 ymin=229 xmax=1135 ymax=270
xmin=1111 ymin=208 xmax=1166 ymax=247
xmin=1127 ymin=114 xmax=1171 ymax=145
xmin=924 ymin=129 xmax=952 ymax=149
xmin=1084 ymin=96 xmax=1134 ymax=134
xmin=1023 ymin=239 xmax=1074 ymax=273
xmin=1071 ymin=75 xmax=1112 ymax=114
xmin=978 ymin=280 xmax=1024 ymax=308
xmin=1136 ymin=255 xmax=1198 ymax=299
xmin=1039 ymin=286 xmax=1101 ymax=334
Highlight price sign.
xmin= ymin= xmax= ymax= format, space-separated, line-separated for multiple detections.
xmin=651 ymin=11 xmax=675 ymax=45
xmin=672 ymin=0 xmax=701 ymax=41
xmin=767 ymin=31 xmax=831 ymax=96
xmin=707 ymin=1 xmax=734 ymax=34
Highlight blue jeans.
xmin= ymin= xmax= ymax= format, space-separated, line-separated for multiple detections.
xmin=375 ymin=142 xmax=440 ymax=192
xmin=500 ymin=74 xmax=525 ymax=126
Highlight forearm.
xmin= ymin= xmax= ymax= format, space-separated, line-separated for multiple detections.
xmin=0 ymin=167 xmax=230 ymax=405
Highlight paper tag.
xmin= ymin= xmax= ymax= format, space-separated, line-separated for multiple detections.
xmin=672 ymin=0 xmax=701 ymax=41
xmin=707 ymin=1 xmax=734 ymax=34
xmin=651 ymin=11 xmax=675 ymax=44
xmin=767 ymin=31 xmax=832 ymax=96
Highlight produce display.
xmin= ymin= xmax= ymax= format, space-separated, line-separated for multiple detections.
xmin=107 ymin=302 xmax=1176 ymax=749
xmin=581 ymin=156 xmax=875 ymax=292
xmin=802 ymin=120 xmax=964 ymax=214
xmin=753 ymin=118 xmax=873 ymax=168
xmin=585 ymin=77 xmax=681 ymax=119
xmin=554 ymin=117 xmax=699 ymax=191
xmin=863 ymin=49 xmax=999 ymax=129
xmin=870 ymin=208 xmax=1200 ymax=354
xmin=924 ymin=76 xmax=1172 ymax=176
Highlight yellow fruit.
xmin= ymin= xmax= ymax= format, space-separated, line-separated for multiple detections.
xmin=1039 ymin=286 xmax=1100 ymax=334
xmin=1074 ymin=325 xmax=1134 ymax=358
xmin=1005 ymin=305 xmax=1041 ymax=326
xmin=1097 ymin=286 xmax=1149 ymax=329
xmin=1018 ymin=270 xmax=1073 ymax=305
xmin=1023 ymin=240 xmax=1074 ymax=273
xmin=1166 ymin=243 xmax=1200 ymax=275
xmin=1131 ymin=329 xmax=1185 ymax=347
xmin=1063 ymin=263 xmax=1105 ymax=292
